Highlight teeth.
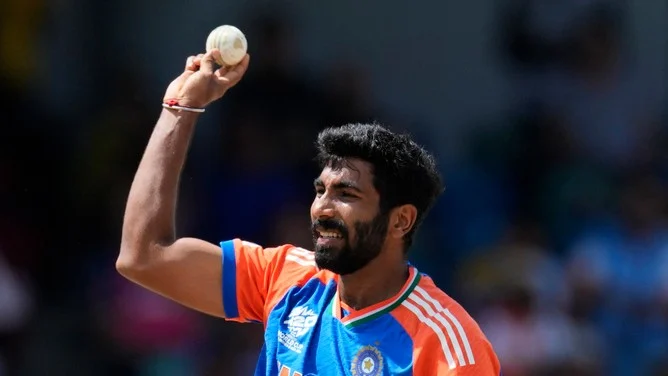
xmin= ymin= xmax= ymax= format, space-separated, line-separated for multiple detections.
xmin=320 ymin=231 xmax=342 ymax=238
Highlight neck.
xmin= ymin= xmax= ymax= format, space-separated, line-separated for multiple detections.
xmin=338 ymin=250 xmax=409 ymax=310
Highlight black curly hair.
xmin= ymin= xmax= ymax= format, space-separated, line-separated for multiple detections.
xmin=315 ymin=123 xmax=444 ymax=250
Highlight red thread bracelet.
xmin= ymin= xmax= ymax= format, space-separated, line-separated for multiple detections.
xmin=162 ymin=99 xmax=206 ymax=113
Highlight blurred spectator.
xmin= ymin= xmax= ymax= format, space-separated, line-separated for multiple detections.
xmin=92 ymin=271 xmax=206 ymax=376
xmin=460 ymin=221 xmax=603 ymax=375
xmin=537 ymin=3 xmax=662 ymax=169
xmin=566 ymin=170 xmax=668 ymax=375
xmin=0 ymin=252 xmax=34 ymax=375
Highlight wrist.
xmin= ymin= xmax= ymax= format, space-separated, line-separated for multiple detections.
xmin=161 ymin=107 xmax=201 ymax=124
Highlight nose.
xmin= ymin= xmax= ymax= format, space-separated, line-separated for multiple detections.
xmin=311 ymin=194 xmax=335 ymax=219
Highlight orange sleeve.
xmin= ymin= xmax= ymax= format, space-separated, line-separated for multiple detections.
xmin=411 ymin=310 xmax=501 ymax=376
xmin=220 ymin=239 xmax=319 ymax=324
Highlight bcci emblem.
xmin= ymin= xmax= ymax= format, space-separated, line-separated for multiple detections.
xmin=351 ymin=345 xmax=384 ymax=376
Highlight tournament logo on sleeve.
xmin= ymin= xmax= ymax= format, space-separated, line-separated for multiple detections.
xmin=351 ymin=345 xmax=384 ymax=376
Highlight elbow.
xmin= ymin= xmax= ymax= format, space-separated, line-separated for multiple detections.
xmin=115 ymin=253 xmax=137 ymax=280
xmin=116 ymin=248 xmax=149 ymax=280
xmin=116 ymin=241 xmax=165 ymax=281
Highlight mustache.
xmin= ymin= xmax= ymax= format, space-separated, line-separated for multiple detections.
xmin=311 ymin=218 xmax=348 ymax=237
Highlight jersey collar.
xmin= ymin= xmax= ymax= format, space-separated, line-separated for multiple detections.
xmin=331 ymin=266 xmax=421 ymax=328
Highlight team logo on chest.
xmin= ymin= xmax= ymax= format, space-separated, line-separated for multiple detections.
xmin=278 ymin=306 xmax=318 ymax=354
xmin=351 ymin=345 xmax=384 ymax=376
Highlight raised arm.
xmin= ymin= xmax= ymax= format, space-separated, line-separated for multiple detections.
xmin=116 ymin=50 xmax=249 ymax=318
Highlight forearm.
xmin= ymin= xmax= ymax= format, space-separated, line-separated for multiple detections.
xmin=120 ymin=108 xmax=199 ymax=263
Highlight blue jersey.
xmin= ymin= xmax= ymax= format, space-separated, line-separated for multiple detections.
xmin=221 ymin=239 xmax=500 ymax=375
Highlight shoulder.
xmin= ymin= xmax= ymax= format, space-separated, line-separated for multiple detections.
xmin=269 ymin=245 xmax=337 ymax=287
xmin=395 ymin=274 xmax=500 ymax=374
xmin=227 ymin=239 xmax=336 ymax=287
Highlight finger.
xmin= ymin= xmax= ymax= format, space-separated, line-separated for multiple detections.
xmin=185 ymin=55 xmax=198 ymax=71
xmin=217 ymin=54 xmax=250 ymax=86
xmin=194 ymin=54 xmax=204 ymax=65
xmin=199 ymin=49 xmax=219 ymax=74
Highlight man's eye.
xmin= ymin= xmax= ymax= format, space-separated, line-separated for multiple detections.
xmin=341 ymin=191 xmax=356 ymax=198
xmin=315 ymin=189 xmax=325 ymax=196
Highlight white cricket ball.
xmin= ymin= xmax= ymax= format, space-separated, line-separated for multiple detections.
xmin=205 ymin=25 xmax=248 ymax=66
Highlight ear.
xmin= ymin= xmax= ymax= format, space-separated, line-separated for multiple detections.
xmin=388 ymin=204 xmax=418 ymax=240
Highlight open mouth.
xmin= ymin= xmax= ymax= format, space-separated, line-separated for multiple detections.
xmin=317 ymin=229 xmax=343 ymax=239
xmin=313 ymin=227 xmax=345 ymax=247
xmin=311 ymin=220 xmax=347 ymax=246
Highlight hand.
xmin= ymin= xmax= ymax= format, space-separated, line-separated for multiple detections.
xmin=163 ymin=49 xmax=249 ymax=109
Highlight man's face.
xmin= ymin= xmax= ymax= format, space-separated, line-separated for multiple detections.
xmin=310 ymin=158 xmax=389 ymax=275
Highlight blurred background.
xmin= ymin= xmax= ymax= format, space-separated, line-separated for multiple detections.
xmin=1 ymin=0 xmax=667 ymax=375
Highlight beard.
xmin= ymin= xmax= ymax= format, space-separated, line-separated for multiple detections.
xmin=311 ymin=211 xmax=389 ymax=275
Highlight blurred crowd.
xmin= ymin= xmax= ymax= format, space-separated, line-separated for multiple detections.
xmin=1 ymin=1 xmax=667 ymax=375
